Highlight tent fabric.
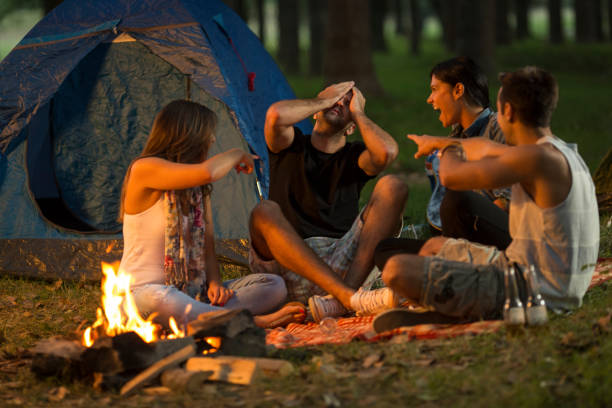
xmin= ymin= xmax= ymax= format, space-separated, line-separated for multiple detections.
xmin=0 ymin=0 xmax=312 ymax=280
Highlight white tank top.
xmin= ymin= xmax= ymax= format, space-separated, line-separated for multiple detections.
xmin=119 ymin=198 xmax=165 ymax=287
xmin=505 ymin=136 xmax=600 ymax=310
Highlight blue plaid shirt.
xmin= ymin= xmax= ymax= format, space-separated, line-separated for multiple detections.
xmin=425 ymin=108 xmax=508 ymax=229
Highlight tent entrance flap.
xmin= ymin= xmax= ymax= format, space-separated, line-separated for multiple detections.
xmin=26 ymin=102 xmax=98 ymax=233
xmin=25 ymin=39 xmax=256 ymax=238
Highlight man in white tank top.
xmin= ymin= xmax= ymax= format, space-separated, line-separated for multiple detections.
xmin=379 ymin=66 xmax=599 ymax=321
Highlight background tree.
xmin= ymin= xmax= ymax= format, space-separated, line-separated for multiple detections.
xmin=323 ymin=0 xmax=383 ymax=95
xmin=548 ymin=0 xmax=564 ymax=44
xmin=452 ymin=0 xmax=496 ymax=76
xmin=574 ymin=0 xmax=601 ymax=42
xmin=515 ymin=0 xmax=531 ymax=40
xmin=408 ymin=0 xmax=422 ymax=55
xmin=369 ymin=0 xmax=388 ymax=52
xmin=594 ymin=0 xmax=605 ymax=40
xmin=42 ymin=0 xmax=61 ymax=13
xmin=224 ymin=0 xmax=248 ymax=21
xmin=431 ymin=0 xmax=458 ymax=52
xmin=394 ymin=0 xmax=406 ymax=35
xmin=608 ymin=0 xmax=612 ymax=41
xmin=277 ymin=0 xmax=300 ymax=74
xmin=308 ymin=0 xmax=327 ymax=75
xmin=255 ymin=0 xmax=265 ymax=44
xmin=0 ymin=0 xmax=61 ymax=17
xmin=495 ymin=0 xmax=512 ymax=45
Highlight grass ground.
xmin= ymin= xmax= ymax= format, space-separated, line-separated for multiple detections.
xmin=1 ymin=11 xmax=612 ymax=408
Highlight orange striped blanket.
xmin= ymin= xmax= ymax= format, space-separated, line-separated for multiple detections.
xmin=266 ymin=258 xmax=612 ymax=348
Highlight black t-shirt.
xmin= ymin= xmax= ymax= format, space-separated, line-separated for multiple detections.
xmin=268 ymin=127 xmax=375 ymax=239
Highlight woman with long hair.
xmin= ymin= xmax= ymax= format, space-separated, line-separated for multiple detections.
xmin=119 ymin=100 xmax=304 ymax=328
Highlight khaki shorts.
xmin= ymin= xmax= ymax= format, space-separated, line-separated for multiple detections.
xmin=421 ymin=238 xmax=523 ymax=320
xmin=249 ymin=214 xmax=365 ymax=305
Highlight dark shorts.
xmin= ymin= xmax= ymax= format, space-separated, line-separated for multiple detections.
xmin=421 ymin=238 xmax=511 ymax=320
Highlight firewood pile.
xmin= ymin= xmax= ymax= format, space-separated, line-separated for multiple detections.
xmin=29 ymin=309 xmax=293 ymax=395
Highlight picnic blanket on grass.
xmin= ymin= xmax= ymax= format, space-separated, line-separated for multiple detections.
xmin=266 ymin=258 xmax=612 ymax=348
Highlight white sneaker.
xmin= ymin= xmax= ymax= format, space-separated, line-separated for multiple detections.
xmin=350 ymin=287 xmax=399 ymax=316
xmin=308 ymin=294 xmax=347 ymax=323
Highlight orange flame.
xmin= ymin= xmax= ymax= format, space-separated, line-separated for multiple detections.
xmin=82 ymin=262 xmax=184 ymax=347
xmin=202 ymin=337 xmax=222 ymax=355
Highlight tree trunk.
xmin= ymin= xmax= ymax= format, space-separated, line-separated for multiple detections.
xmin=432 ymin=0 xmax=458 ymax=52
xmin=42 ymin=0 xmax=63 ymax=14
xmin=278 ymin=0 xmax=300 ymax=74
xmin=224 ymin=0 xmax=248 ymax=22
xmin=395 ymin=0 xmax=406 ymax=35
xmin=548 ymin=0 xmax=563 ymax=44
xmin=609 ymin=0 xmax=612 ymax=41
xmin=370 ymin=0 xmax=388 ymax=52
xmin=574 ymin=0 xmax=599 ymax=42
xmin=409 ymin=0 xmax=422 ymax=55
xmin=515 ymin=0 xmax=530 ymax=40
xmin=256 ymin=0 xmax=265 ymax=44
xmin=323 ymin=0 xmax=383 ymax=96
xmin=495 ymin=0 xmax=512 ymax=44
xmin=454 ymin=0 xmax=496 ymax=76
xmin=308 ymin=0 xmax=327 ymax=75
xmin=594 ymin=0 xmax=605 ymax=41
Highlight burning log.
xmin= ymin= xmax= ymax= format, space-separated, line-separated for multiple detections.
xmin=81 ymin=332 xmax=196 ymax=374
xmin=187 ymin=309 xmax=266 ymax=357
xmin=30 ymin=338 xmax=86 ymax=379
xmin=120 ymin=344 xmax=196 ymax=396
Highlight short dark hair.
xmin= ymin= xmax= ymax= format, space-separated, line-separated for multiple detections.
xmin=430 ymin=56 xmax=490 ymax=108
xmin=498 ymin=67 xmax=558 ymax=128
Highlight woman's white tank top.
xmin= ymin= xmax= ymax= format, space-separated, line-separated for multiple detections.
xmin=119 ymin=198 xmax=165 ymax=287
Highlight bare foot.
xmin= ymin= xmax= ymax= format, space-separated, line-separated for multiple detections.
xmin=254 ymin=302 xmax=306 ymax=328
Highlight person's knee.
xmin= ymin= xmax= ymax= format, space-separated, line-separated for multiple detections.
xmin=382 ymin=254 xmax=423 ymax=300
xmin=249 ymin=200 xmax=282 ymax=231
xmin=381 ymin=254 xmax=411 ymax=289
xmin=372 ymin=174 xmax=409 ymax=204
xmin=418 ymin=236 xmax=448 ymax=256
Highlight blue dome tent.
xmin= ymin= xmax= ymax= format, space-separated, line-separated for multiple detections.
xmin=0 ymin=0 xmax=311 ymax=280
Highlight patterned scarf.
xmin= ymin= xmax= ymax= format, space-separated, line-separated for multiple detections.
xmin=163 ymin=188 xmax=207 ymax=293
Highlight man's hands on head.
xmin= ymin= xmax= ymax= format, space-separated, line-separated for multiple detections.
xmin=349 ymin=87 xmax=366 ymax=117
xmin=317 ymin=81 xmax=355 ymax=108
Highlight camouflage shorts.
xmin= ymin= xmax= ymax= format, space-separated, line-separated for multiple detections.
xmin=421 ymin=238 xmax=516 ymax=320
xmin=249 ymin=214 xmax=364 ymax=305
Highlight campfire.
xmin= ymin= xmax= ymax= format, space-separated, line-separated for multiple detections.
xmin=82 ymin=262 xmax=184 ymax=347
xmin=29 ymin=262 xmax=292 ymax=394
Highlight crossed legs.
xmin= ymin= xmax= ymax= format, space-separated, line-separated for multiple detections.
xmin=249 ymin=175 xmax=409 ymax=309
xmin=249 ymin=200 xmax=356 ymax=307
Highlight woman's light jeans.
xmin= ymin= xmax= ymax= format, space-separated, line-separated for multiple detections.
xmin=131 ymin=273 xmax=287 ymax=328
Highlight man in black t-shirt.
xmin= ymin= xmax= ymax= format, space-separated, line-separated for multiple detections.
xmin=248 ymin=81 xmax=409 ymax=322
